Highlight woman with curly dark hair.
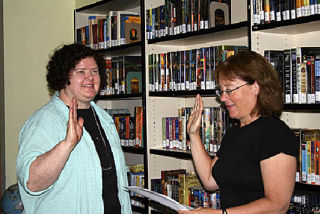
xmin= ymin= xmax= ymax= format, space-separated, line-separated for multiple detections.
xmin=180 ymin=50 xmax=299 ymax=214
xmin=16 ymin=43 xmax=132 ymax=214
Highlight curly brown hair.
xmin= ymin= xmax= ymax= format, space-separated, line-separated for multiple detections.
xmin=46 ymin=43 xmax=106 ymax=92
xmin=215 ymin=49 xmax=283 ymax=118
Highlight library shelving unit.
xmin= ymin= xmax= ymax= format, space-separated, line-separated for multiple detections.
xmin=145 ymin=0 xmax=248 ymax=212
xmin=250 ymin=0 xmax=320 ymax=195
xmin=74 ymin=0 xmax=148 ymax=213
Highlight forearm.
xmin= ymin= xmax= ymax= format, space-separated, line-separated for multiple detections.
xmin=180 ymin=197 xmax=290 ymax=214
xmin=190 ymin=133 xmax=218 ymax=190
xmin=27 ymin=140 xmax=75 ymax=192
xmin=223 ymin=196 xmax=290 ymax=214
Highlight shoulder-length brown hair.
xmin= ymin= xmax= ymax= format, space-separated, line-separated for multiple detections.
xmin=215 ymin=49 xmax=283 ymax=118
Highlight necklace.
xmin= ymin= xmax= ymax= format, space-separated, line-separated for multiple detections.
xmin=91 ymin=106 xmax=112 ymax=171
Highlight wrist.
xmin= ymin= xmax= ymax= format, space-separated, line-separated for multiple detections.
xmin=61 ymin=139 xmax=76 ymax=152
xmin=189 ymin=132 xmax=201 ymax=140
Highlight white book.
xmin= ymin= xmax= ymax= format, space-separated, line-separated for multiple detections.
xmin=125 ymin=186 xmax=192 ymax=211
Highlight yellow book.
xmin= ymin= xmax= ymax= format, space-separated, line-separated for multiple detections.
xmin=179 ymin=173 xmax=201 ymax=205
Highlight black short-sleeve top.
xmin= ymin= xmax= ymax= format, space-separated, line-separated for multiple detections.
xmin=212 ymin=116 xmax=299 ymax=209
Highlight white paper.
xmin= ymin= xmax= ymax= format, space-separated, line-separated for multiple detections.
xmin=125 ymin=186 xmax=192 ymax=211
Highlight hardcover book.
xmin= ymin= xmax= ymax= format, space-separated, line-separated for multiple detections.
xmin=123 ymin=15 xmax=141 ymax=44
xmin=209 ymin=0 xmax=231 ymax=27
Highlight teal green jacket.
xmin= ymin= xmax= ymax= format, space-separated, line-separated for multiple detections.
xmin=16 ymin=92 xmax=132 ymax=214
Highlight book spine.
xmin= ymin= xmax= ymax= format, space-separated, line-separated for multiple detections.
xmin=284 ymin=49 xmax=292 ymax=103
xmin=166 ymin=52 xmax=172 ymax=91
xmin=176 ymin=52 xmax=181 ymax=91
xmin=160 ymin=5 xmax=165 ymax=37
xmin=169 ymin=52 xmax=174 ymax=91
xmin=306 ymin=53 xmax=313 ymax=103
xmin=119 ymin=56 xmax=125 ymax=94
xmin=290 ymin=0 xmax=297 ymax=18
xmin=190 ymin=49 xmax=196 ymax=90
xmin=135 ymin=106 xmax=143 ymax=147
xmin=265 ymin=0 xmax=271 ymax=23
xmin=310 ymin=53 xmax=316 ymax=103
xmin=152 ymin=8 xmax=156 ymax=39
xmin=211 ymin=46 xmax=216 ymax=89
xmin=307 ymin=140 xmax=311 ymax=184
xmin=149 ymin=54 xmax=154 ymax=92
xmin=180 ymin=51 xmax=186 ymax=91
xmin=315 ymin=54 xmax=320 ymax=103
xmin=175 ymin=117 xmax=179 ymax=149
xmin=162 ymin=117 xmax=167 ymax=148
xmin=205 ymin=47 xmax=211 ymax=90
xmin=300 ymin=56 xmax=308 ymax=104
xmin=276 ymin=0 xmax=282 ymax=21
xmin=116 ymin=57 xmax=120 ymax=94
xmin=296 ymin=0 xmax=302 ymax=17
xmin=259 ymin=0 xmax=265 ymax=24
xmin=291 ymin=49 xmax=299 ymax=103
xmin=301 ymin=142 xmax=307 ymax=182
xmin=200 ymin=48 xmax=206 ymax=90
xmin=196 ymin=49 xmax=202 ymax=90
xmin=160 ymin=53 xmax=166 ymax=91
xmin=311 ymin=140 xmax=316 ymax=184
xmin=315 ymin=140 xmax=320 ymax=184
xmin=154 ymin=54 xmax=159 ymax=91
xmin=185 ymin=50 xmax=190 ymax=90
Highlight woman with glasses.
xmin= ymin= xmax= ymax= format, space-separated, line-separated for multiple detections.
xmin=16 ymin=44 xmax=132 ymax=214
xmin=180 ymin=50 xmax=299 ymax=214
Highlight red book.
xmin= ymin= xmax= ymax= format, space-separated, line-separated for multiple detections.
xmin=134 ymin=106 xmax=143 ymax=147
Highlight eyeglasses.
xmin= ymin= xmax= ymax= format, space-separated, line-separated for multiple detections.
xmin=215 ymin=82 xmax=249 ymax=97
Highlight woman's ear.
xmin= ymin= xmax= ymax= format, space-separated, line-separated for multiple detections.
xmin=253 ymin=81 xmax=260 ymax=95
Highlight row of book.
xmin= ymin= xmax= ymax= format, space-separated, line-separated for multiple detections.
xmin=253 ymin=0 xmax=320 ymax=26
xmin=127 ymin=164 xmax=145 ymax=207
xmin=106 ymin=107 xmax=144 ymax=148
xmin=162 ymin=107 xmax=237 ymax=153
xmin=76 ymin=11 xmax=141 ymax=50
xmin=148 ymin=45 xmax=247 ymax=92
xmin=264 ymin=47 xmax=320 ymax=104
xmin=146 ymin=0 xmax=230 ymax=40
xmin=151 ymin=169 xmax=221 ymax=209
xmin=289 ymin=192 xmax=320 ymax=213
xmin=294 ymin=129 xmax=320 ymax=185
xmin=100 ymin=56 xmax=142 ymax=96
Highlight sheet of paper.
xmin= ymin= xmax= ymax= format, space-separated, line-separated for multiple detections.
xmin=125 ymin=186 xmax=192 ymax=211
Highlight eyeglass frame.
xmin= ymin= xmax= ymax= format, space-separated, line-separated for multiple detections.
xmin=215 ymin=82 xmax=250 ymax=97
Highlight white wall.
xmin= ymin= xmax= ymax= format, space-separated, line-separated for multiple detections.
xmin=3 ymin=0 xmax=75 ymax=188
xmin=75 ymin=0 xmax=99 ymax=9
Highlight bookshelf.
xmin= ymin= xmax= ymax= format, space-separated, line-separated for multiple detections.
xmin=250 ymin=0 xmax=320 ymax=207
xmin=74 ymin=0 xmax=320 ymax=212
xmin=145 ymin=0 xmax=248 ymax=212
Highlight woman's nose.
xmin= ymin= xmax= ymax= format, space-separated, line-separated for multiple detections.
xmin=219 ymin=93 xmax=228 ymax=102
xmin=86 ymin=71 xmax=94 ymax=79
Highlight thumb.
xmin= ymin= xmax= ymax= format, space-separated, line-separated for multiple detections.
xmin=78 ymin=117 xmax=84 ymax=127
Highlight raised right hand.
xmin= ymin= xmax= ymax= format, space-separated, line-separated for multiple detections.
xmin=187 ymin=94 xmax=204 ymax=137
xmin=64 ymin=97 xmax=84 ymax=148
